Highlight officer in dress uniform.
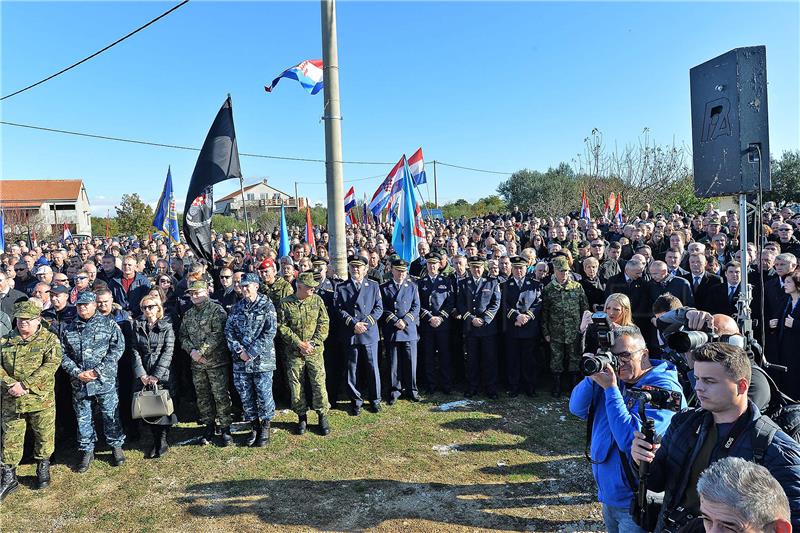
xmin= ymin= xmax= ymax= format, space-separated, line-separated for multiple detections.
xmin=417 ymin=251 xmax=455 ymax=394
xmin=334 ymin=256 xmax=384 ymax=416
xmin=457 ymin=256 xmax=501 ymax=399
xmin=380 ymin=258 xmax=421 ymax=404
xmin=501 ymin=256 xmax=543 ymax=397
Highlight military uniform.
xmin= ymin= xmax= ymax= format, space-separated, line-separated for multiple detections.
xmin=380 ymin=259 xmax=421 ymax=402
xmin=501 ymin=257 xmax=543 ymax=396
xmin=61 ymin=293 xmax=126 ymax=456
xmin=178 ymin=287 xmax=233 ymax=431
xmin=42 ymin=292 xmax=78 ymax=448
xmin=418 ymin=254 xmax=455 ymax=393
xmin=317 ymin=274 xmax=341 ymax=405
xmin=277 ymin=272 xmax=330 ymax=433
xmin=456 ymin=257 xmax=502 ymax=397
xmin=1 ymin=302 xmax=61 ymax=497
xmin=541 ymin=257 xmax=589 ymax=396
xmin=260 ymin=268 xmax=294 ymax=405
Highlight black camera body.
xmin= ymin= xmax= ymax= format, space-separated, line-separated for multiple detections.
xmin=581 ymin=312 xmax=619 ymax=376
xmin=626 ymin=385 xmax=684 ymax=413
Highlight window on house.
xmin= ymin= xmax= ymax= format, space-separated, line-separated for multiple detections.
xmin=247 ymin=193 xmax=255 ymax=201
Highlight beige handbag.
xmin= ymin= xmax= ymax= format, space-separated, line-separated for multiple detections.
xmin=132 ymin=384 xmax=174 ymax=423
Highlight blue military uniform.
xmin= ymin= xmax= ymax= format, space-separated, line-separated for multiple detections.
xmin=380 ymin=259 xmax=421 ymax=403
xmin=311 ymin=257 xmax=342 ymax=407
xmin=501 ymin=257 xmax=543 ymax=396
xmin=456 ymin=257 xmax=501 ymax=397
xmin=60 ymin=294 xmax=126 ymax=454
xmin=334 ymin=257 xmax=383 ymax=414
xmin=417 ymin=252 xmax=455 ymax=393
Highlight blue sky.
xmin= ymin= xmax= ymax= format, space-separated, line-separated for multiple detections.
xmin=2 ymin=1 xmax=798 ymax=216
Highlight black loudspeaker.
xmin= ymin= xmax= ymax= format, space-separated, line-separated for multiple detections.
xmin=690 ymin=46 xmax=770 ymax=198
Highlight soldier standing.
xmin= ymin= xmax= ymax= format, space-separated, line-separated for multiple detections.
xmin=277 ymin=272 xmax=331 ymax=435
xmin=1 ymin=302 xmax=62 ymax=499
xmin=178 ymin=281 xmax=234 ymax=446
xmin=418 ymin=252 xmax=455 ymax=394
xmin=541 ymin=256 xmax=589 ymax=397
xmin=502 ymin=256 xmax=543 ymax=397
xmin=457 ymin=256 xmax=501 ymax=399
xmin=257 ymin=257 xmax=293 ymax=406
xmin=225 ymin=273 xmax=278 ymax=447
xmin=334 ymin=256 xmax=383 ymax=416
xmin=380 ymin=258 xmax=421 ymax=403
xmin=61 ymin=291 xmax=126 ymax=472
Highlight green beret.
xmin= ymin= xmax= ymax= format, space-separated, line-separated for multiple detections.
xmin=297 ymin=271 xmax=320 ymax=288
xmin=14 ymin=301 xmax=41 ymax=320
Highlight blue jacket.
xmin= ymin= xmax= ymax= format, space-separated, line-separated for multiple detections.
xmin=108 ymin=272 xmax=152 ymax=317
xmin=644 ymin=401 xmax=800 ymax=531
xmin=501 ymin=275 xmax=543 ymax=339
xmin=61 ymin=312 xmax=125 ymax=397
xmin=334 ymin=278 xmax=383 ymax=346
xmin=456 ymin=276 xmax=501 ymax=337
xmin=224 ymin=294 xmax=277 ymax=373
xmin=417 ymin=274 xmax=455 ymax=333
xmin=569 ymin=360 xmax=686 ymax=508
xmin=380 ymin=278 xmax=420 ymax=343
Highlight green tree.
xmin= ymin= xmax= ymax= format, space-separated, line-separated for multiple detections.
xmin=765 ymin=150 xmax=800 ymax=207
xmin=497 ymin=163 xmax=578 ymax=216
xmin=211 ymin=214 xmax=248 ymax=234
xmin=115 ymin=193 xmax=155 ymax=238
xmin=90 ymin=216 xmax=119 ymax=237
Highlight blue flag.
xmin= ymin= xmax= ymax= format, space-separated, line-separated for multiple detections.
xmin=0 ymin=210 xmax=5 ymax=252
xmin=153 ymin=167 xmax=181 ymax=243
xmin=391 ymin=159 xmax=421 ymax=263
xmin=278 ymin=205 xmax=290 ymax=258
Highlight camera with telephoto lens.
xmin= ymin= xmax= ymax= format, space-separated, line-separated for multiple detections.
xmin=581 ymin=312 xmax=619 ymax=376
xmin=656 ymin=307 xmax=717 ymax=352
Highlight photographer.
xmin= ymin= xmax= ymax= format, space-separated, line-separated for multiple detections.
xmin=570 ymin=326 xmax=686 ymax=533
xmin=631 ymin=343 xmax=800 ymax=531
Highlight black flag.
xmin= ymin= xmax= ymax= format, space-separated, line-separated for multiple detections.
xmin=183 ymin=96 xmax=242 ymax=261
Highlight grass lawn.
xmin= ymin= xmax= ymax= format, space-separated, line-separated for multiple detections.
xmin=1 ymin=393 xmax=603 ymax=532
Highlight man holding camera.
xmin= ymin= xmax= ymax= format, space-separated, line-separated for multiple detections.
xmin=570 ymin=326 xmax=686 ymax=533
xmin=631 ymin=343 xmax=800 ymax=531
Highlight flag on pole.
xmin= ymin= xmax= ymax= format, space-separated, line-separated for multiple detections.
xmin=264 ymin=59 xmax=324 ymax=95
xmin=183 ymin=96 xmax=242 ymax=261
xmin=605 ymin=192 xmax=616 ymax=219
xmin=344 ymin=186 xmax=356 ymax=213
xmin=580 ymin=190 xmax=591 ymax=220
xmin=369 ymin=156 xmax=405 ymax=216
xmin=153 ymin=166 xmax=181 ymax=243
xmin=278 ymin=205 xmax=290 ymax=258
xmin=105 ymin=211 xmax=110 ymax=239
xmin=391 ymin=159 xmax=424 ymax=263
xmin=304 ymin=207 xmax=316 ymax=250
xmin=613 ymin=192 xmax=623 ymax=223
xmin=408 ymin=148 xmax=427 ymax=185
xmin=0 ymin=210 xmax=5 ymax=252
xmin=62 ymin=223 xmax=73 ymax=243
xmin=362 ymin=194 xmax=369 ymax=225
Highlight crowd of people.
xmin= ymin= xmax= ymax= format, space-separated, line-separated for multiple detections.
xmin=2 ymin=199 xmax=800 ymax=531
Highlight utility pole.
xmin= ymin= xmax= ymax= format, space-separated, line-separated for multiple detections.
xmin=295 ymin=181 xmax=299 ymax=211
xmin=321 ymin=0 xmax=347 ymax=280
xmin=433 ymin=160 xmax=439 ymax=208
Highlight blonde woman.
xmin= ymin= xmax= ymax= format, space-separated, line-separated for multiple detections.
xmin=131 ymin=294 xmax=177 ymax=458
xmin=580 ymin=293 xmax=636 ymax=355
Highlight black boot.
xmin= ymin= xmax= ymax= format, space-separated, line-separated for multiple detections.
xmin=36 ymin=460 xmax=51 ymax=489
xmin=156 ymin=427 xmax=169 ymax=457
xmin=551 ymin=373 xmax=562 ymax=398
xmin=77 ymin=451 xmax=94 ymax=473
xmin=1 ymin=465 xmax=19 ymax=500
xmin=254 ymin=420 xmax=270 ymax=447
xmin=199 ymin=423 xmax=216 ymax=445
xmin=112 ymin=447 xmax=126 ymax=467
xmin=297 ymin=414 xmax=307 ymax=435
xmin=219 ymin=426 xmax=234 ymax=447
xmin=147 ymin=427 xmax=161 ymax=459
xmin=246 ymin=420 xmax=260 ymax=447
xmin=319 ymin=412 xmax=331 ymax=436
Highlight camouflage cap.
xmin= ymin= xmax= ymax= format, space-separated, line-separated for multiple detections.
xmin=187 ymin=280 xmax=208 ymax=292
xmin=551 ymin=256 xmax=571 ymax=272
xmin=708 ymin=216 xmax=721 ymax=225
xmin=14 ymin=300 xmax=41 ymax=319
xmin=239 ymin=273 xmax=260 ymax=287
xmin=297 ymin=271 xmax=320 ymax=288
xmin=75 ymin=291 xmax=97 ymax=305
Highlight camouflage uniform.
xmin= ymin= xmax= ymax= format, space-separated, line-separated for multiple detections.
xmin=541 ymin=260 xmax=589 ymax=375
xmin=178 ymin=298 xmax=233 ymax=428
xmin=277 ymin=291 xmax=330 ymax=416
xmin=260 ymin=276 xmax=294 ymax=403
xmin=61 ymin=311 xmax=126 ymax=452
xmin=1 ymin=312 xmax=61 ymax=467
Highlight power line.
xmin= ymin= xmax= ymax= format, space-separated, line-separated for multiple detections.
xmin=435 ymin=161 xmax=512 ymax=175
xmin=1 ymin=0 xmax=191 ymax=101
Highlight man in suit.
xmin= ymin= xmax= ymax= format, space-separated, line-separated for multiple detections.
xmin=605 ymin=258 xmax=653 ymax=342
xmin=456 ymin=256 xmax=501 ymax=399
xmin=647 ymin=260 xmax=694 ymax=307
xmin=682 ymin=253 xmax=723 ymax=313
xmin=417 ymin=252 xmax=455 ymax=394
xmin=380 ymin=258 xmax=421 ymax=404
xmin=409 ymin=241 xmax=430 ymax=278
xmin=334 ymin=256 xmax=384 ymax=416
xmin=709 ymin=261 xmax=743 ymax=317
xmin=0 ymin=270 xmax=27 ymax=319
xmin=664 ymin=248 xmax=689 ymax=278
xmin=764 ymin=253 xmax=797 ymax=358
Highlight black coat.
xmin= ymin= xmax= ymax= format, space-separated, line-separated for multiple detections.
xmin=648 ymin=276 xmax=695 ymax=308
xmin=579 ymin=276 xmax=606 ymax=311
xmin=604 ymin=273 xmax=654 ymax=342
xmin=131 ymin=318 xmax=175 ymax=389
xmin=707 ymin=283 xmax=741 ymax=317
xmin=775 ymin=298 xmax=800 ymax=400
xmin=681 ymin=272 xmax=723 ymax=313
xmin=0 ymin=288 xmax=27 ymax=319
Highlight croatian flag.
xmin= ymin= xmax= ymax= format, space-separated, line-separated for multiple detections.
xmin=408 ymin=147 xmax=427 ymax=185
xmin=264 ymin=59 xmax=324 ymax=95
xmin=613 ymin=192 xmax=623 ymax=223
xmin=344 ymin=186 xmax=356 ymax=213
xmin=304 ymin=207 xmax=316 ymax=249
xmin=392 ymin=159 xmax=424 ymax=263
xmin=580 ymin=190 xmax=591 ymax=220
xmin=62 ymin=223 xmax=73 ymax=243
xmin=369 ymin=155 xmax=405 ymax=216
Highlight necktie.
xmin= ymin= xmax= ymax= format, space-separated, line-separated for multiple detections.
xmin=694 ymin=276 xmax=700 ymax=289
xmin=355 ymin=282 xmax=361 ymax=291
xmin=729 ymin=286 xmax=736 ymax=302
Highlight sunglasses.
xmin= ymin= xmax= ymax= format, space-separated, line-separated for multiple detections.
xmin=142 ymin=304 xmax=160 ymax=311
xmin=76 ymin=276 xmax=88 ymax=281
xmin=14 ymin=268 xmax=26 ymax=271
xmin=220 ymin=275 xmax=232 ymax=279
xmin=159 ymin=279 xmax=172 ymax=284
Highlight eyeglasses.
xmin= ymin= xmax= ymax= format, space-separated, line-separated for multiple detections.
xmin=159 ymin=279 xmax=172 ymax=284
xmin=611 ymin=350 xmax=642 ymax=362
xmin=219 ymin=275 xmax=232 ymax=279
xmin=76 ymin=276 xmax=88 ymax=281
xmin=14 ymin=268 xmax=26 ymax=271
xmin=142 ymin=304 xmax=160 ymax=311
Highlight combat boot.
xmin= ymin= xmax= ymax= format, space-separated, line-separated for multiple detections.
xmin=1 ymin=465 xmax=19 ymax=501
xmin=319 ymin=413 xmax=331 ymax=436
xmin=551 ymin=373 xmax=562 ymax=398
xmin=199 ymin=423 xmax=216 ymax=445
xmin=246 ymin=420 xmax=260 ymax=447
xmin=76 ymin=451 xmax=94 ymax=473
xmin=112 ymin=447 xmax=126 ymax=467
xmin=254 ymin=420 xmax=270 ymax=447
xmin=35 ymin=460 xmax=51 ymax=489
xmin=297 ymin=414 xmax=307 ymax=436
xmin=156 ymin=427 xmax=169 ymax=458
xmin=220 ymin=426 xmax=234 ymax=447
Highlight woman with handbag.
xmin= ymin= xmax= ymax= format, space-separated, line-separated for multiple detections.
xmin=131 ymin=294 xmax=177 ymax=458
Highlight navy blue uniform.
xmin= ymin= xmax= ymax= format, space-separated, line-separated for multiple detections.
xmin=334 ymin=279 xmax=383 ymax=408
xmin=418 ymin=274 xmax=455 ymax=392
xmin=380 ymin=279 xmax=421 ymax=401
xmin=456 ymin=276 xmax=501 ymax=396
xmin=317 ymin=277 xmax=342 ymax=405
xmin=501 ymin=275 xmax=543 ymax=395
